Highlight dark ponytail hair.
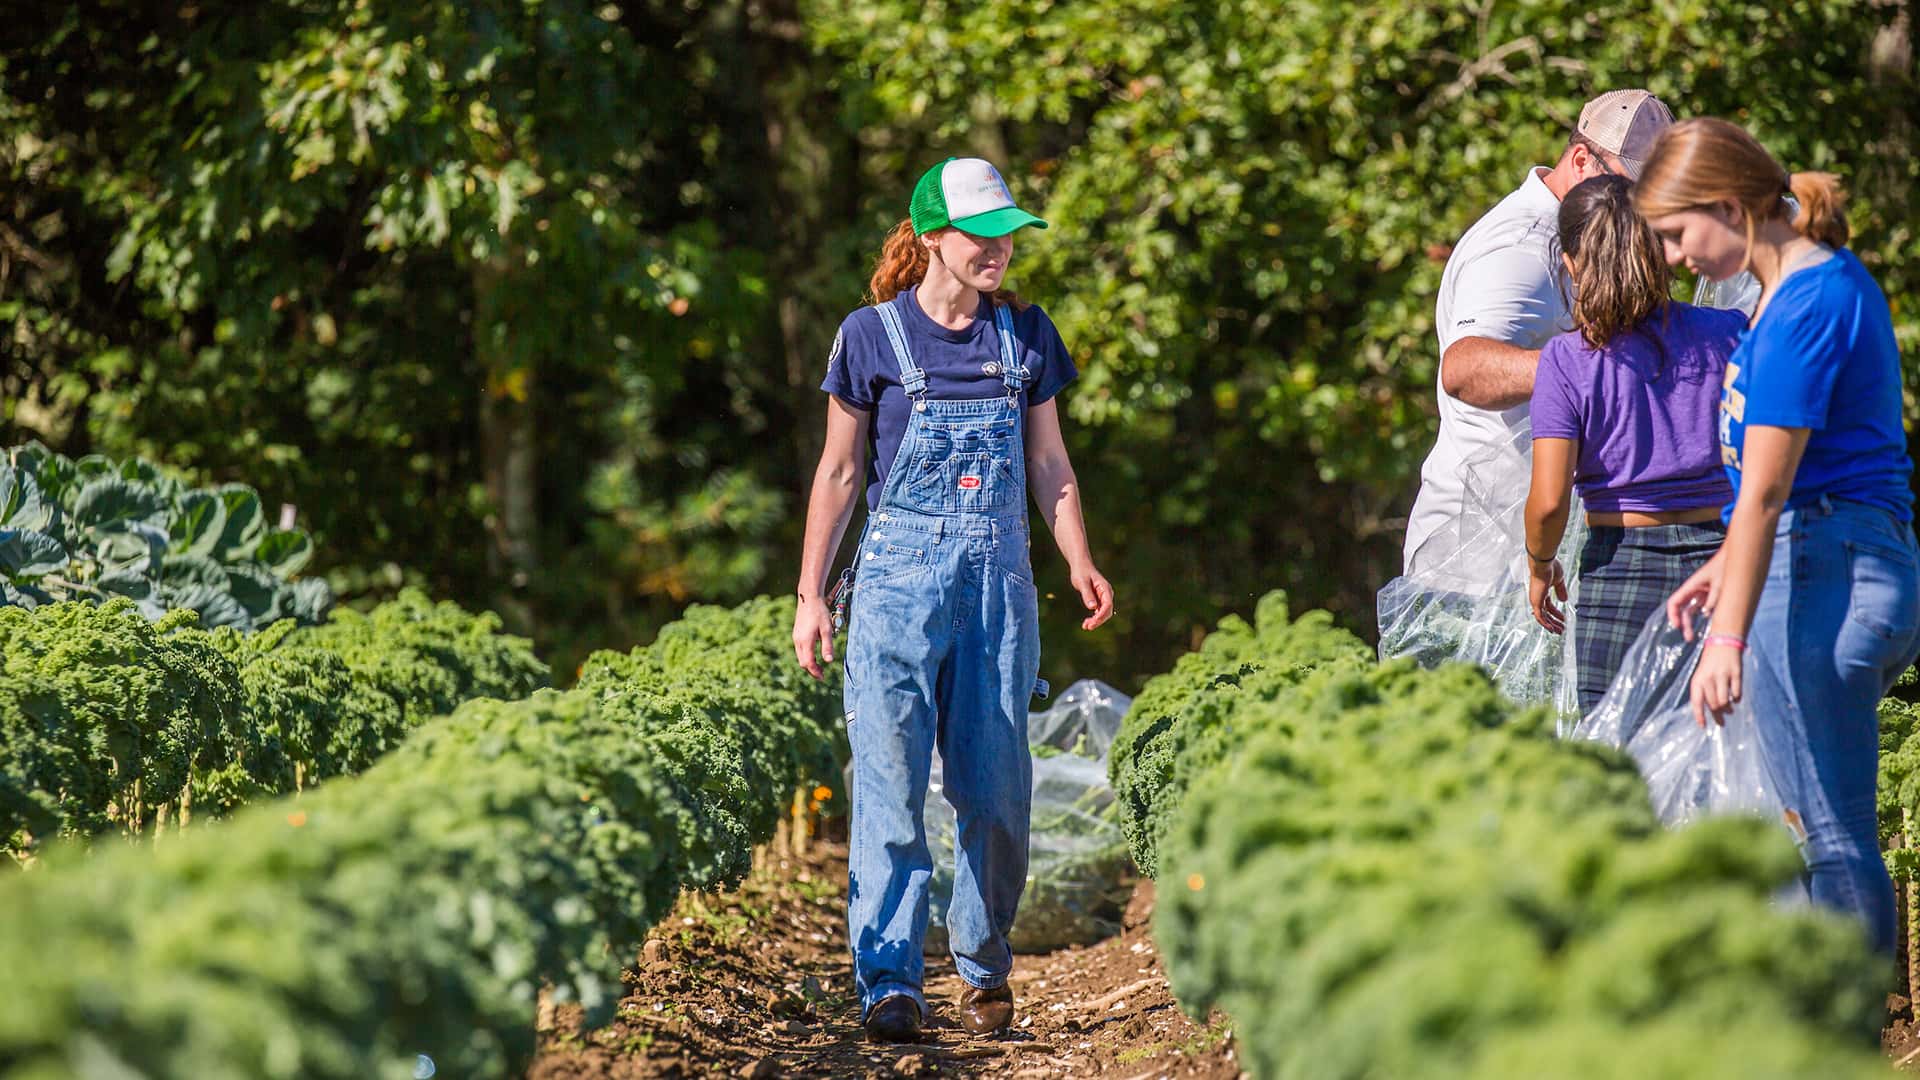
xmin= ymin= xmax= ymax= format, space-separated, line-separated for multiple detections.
xmin=1557 ymin=174 xmax=1672 ymax=370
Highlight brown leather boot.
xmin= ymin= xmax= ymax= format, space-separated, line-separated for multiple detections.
xmin=864 ymin=994 xmax=922 ymax=1043
xmin=958 ymin=983 xmax=1014 ymax=1035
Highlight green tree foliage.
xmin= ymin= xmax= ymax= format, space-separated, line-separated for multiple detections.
xmin=5 ymin=2 xmax=1915 ymax=684
xmin=0 ymin=590 xmax=547 ymax=856
xmin=807 ymin=0 xmax=1920 ymax=678
xmin=1126 ymin=593 xmax=1890 ymax=1078
xmin=1 ymin=1 xmax=812 ymax=669
xmin=0 ymin=595 xmax=842 ymax=1079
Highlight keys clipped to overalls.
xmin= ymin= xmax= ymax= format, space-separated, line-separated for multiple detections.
xmin=827 ymin=566 xmax=856 ymax=632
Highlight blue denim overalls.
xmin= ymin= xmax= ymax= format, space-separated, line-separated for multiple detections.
xmin=842 ymin=297 xmax=1046 ymax=1021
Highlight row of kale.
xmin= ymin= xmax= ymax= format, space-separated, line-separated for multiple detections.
xmin=1 ymin=594 xmax=844 ymax=1078
xmin=1111 ymin=592 xmax=1892 ymax=1079
xmin=2 ymin=591 xmax=548 ymax=857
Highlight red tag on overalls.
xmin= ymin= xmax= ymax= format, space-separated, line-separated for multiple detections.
xmin=958 ymin=476 xmax=982 ymax=490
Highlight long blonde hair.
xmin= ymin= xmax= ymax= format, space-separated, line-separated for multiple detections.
xmin=1632 ymin=118 xmax=1849 ymax=276
xmin=866 ymin=220 xmax=1028 ymax=309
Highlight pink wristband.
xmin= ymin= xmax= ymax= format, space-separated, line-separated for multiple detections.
xmin=1703 ymin=633 xmax=1746 ymax=651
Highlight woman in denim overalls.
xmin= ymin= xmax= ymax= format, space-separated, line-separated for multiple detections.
xmin=1639 ymin=120 xmax=1920 ymax=952
xmin=793 ymin=158 xmax=1114 ymax=1042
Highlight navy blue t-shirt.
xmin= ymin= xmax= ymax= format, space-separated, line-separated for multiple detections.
xmin=821 ymin=286 xmax=1077 ymax=510
xmin=1718 ymin=248 xmax=1913 ymax=522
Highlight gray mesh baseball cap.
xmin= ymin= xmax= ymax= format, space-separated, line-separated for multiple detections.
xmin=1577 ymin=90 xmax=1675 ymax=177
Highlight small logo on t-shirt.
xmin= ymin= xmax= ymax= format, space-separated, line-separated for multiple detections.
xmin=826 ymin=328 xmax=844 ymax=374
xmin=958 ymin=476 xmax=982 ymax=490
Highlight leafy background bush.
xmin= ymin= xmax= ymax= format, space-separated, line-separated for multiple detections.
xmin=7 ymin=1 xmax=1913 ymax=684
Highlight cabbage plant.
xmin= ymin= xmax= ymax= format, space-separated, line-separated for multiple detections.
xmin=0 ymin=442 xmax=330 ymax=630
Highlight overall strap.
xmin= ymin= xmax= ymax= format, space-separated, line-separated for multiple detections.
xmin=874 ymin=300 xmax=929 ymax=406
xmin=993 ymin=302 xmax=1030 ymax=399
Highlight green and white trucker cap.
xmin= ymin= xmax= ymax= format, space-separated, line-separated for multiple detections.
xmin=909 ymin=157 xmax=1049 ymax=237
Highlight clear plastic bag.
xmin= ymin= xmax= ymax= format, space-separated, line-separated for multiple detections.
xmin=1693 ymin=270 xmax=1762 ymax=317
xmin=1383 ymin=274 xmax=1761 ymax=714
xmin=923 ymin=679 xmax=1135 ymax=954
xmin=1379 ymin=418 xmax=1584 ymax=714
xmin=1569 ymin=607 xmax=1814 ymax=877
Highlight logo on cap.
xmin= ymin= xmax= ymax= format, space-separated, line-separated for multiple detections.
xmin=980 ymin=167 xmax=1014 ymax=204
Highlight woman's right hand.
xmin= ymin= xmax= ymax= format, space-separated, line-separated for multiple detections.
xmin=1665 ymin=549 xmax=1728 ymax=640
xmin=793 ymin=595 xmax=837 ymax=680
xmin=1690 ymin=641 xmax=1744 ymax=727
xmin=1528 ymin=557 xmax=1567 ymax=635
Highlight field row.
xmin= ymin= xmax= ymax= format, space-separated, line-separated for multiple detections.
xmin=0 ymin=596 xmax=843 ymax=1080
xmin=1113 ymin=592 xmax=1893 ymax=1079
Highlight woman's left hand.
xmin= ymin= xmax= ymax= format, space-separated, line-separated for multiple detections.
xmin=1690 ymin=642 xmax=1744 ymax=727
xmin=1072 ymin=565 xmax=1115 ymax=630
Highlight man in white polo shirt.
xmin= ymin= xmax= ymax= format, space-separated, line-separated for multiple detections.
xmin=1403 ymin=90 xmax=1676 ymax=577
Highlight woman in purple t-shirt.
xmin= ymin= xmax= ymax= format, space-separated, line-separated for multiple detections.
xmin=1524 ymin=175 xmax=1744 ymax=712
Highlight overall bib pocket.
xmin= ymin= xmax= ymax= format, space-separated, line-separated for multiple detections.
xmin=904 ymin=422 xmax=1020 ymax=513
xmin=860 ymin=537 xmax=933 ymax=586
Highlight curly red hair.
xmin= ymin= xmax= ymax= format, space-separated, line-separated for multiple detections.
xmin=866 ymin=219 xmax=1028 ymax=310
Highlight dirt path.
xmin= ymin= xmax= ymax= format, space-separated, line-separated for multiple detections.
xmin=529 ymin=831 xmax=1240 ymax=1079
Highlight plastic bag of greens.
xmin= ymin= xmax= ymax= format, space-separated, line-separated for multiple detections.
xmin=923 ymin=679 xmax=1135 ymax=954
xmin=1381 ymin=275 xmax=1759 ymax=718
xmin=1569 ymin=607 xmax=1813 ymax=869
xmin=1378 ymin=418 xmax=1585 ymax=716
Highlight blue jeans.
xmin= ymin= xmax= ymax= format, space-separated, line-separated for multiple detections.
xmin=843 ymin=508 xmax=1041 ymax=1020
xmin=1750 ymin=496 xmax=1920 ymax=952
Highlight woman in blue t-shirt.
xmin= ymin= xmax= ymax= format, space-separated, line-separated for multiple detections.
xmin=791 ymin=158 xmax=1114 ymax=1042
xmin=1637 ymin=118 xmax=1920 ymax=952
xmin=1523 ymin=175 xmax=1743 ymax=715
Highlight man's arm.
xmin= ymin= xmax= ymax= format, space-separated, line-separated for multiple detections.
xmin=1439 ymin=336 xmax=1541 ymax=411
xmin=1438 ymin=237 xmax=1561 ymax=410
